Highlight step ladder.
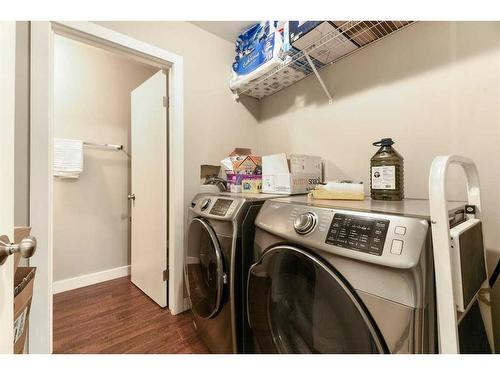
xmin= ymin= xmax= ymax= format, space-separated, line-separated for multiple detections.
xmin=429 ymin=155 xmax=495 ymax=353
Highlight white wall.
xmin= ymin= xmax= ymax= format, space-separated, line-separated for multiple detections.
xmin=53 ymin=35 xmax=157 ymax=282
xmin=94 ymin=21 xmax=261 ymax=227
xmin=258 ymin=21 xmax=500 ymax=346
xmin=259 ymin=21 xmax=500 ymax=256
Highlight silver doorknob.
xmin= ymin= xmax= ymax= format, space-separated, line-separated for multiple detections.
xmin=128 ymin=194 xmax=136 ymax=201
xmin=0 ymin=235 xmax=37 ymax=265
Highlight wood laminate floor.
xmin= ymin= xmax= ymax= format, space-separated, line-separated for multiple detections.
xmin=53 ymin=276 xmax=209 ymax=354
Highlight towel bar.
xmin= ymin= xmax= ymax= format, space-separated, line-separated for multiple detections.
xmin=83 ymin=141 xmax=123 ymax=150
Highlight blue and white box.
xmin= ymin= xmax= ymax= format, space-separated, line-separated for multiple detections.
xmin=230 ymin=21 xmax=284 ymax=91
xmin=285 ymin=21 xmax=359 ymax=65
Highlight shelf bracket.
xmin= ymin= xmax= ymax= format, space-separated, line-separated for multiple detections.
xmin=304 ymin=52 xmax=333 ymax=104
xmin=233 ymin=91 xmax=240 ymax=103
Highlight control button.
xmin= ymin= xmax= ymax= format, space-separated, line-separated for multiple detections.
xmin=358 ymin=236 xmax=369 ymax=244
xmin=200 ymin=198 xmax=211 ymax=211
xmin=390 ymin=239 xmax=404 ymax=255
xmin=294 ymin=212 xmax=318 ymax=235
xmin=394 ymin=226 xmax=406 ymax=235
xmin=357 ymin=242 xmax=368 ymax=250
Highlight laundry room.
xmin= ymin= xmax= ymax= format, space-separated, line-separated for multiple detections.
xmin=2 ymin=1 xmax=500 ymax=372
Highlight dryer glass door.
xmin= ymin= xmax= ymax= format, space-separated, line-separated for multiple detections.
xmin=247 ymin=246 xmax=387 ymax=353
xmin=186 ymin=218 xmax=225 ymax=319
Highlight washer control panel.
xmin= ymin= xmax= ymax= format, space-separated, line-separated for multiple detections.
xmin=255 ymin=200 xmax=430 ymax=269
xmin=325 ymin=214 xmax=389 ymax=256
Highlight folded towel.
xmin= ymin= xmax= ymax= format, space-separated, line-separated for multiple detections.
xmin=54 ymin=138 xmax=84 ymax=179
xmin=309 ymin=181 xmax=365 ymax=201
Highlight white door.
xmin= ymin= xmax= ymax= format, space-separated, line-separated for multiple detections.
xmin=0 ymin=22 xmax=17 ymax=353
xmin=130 ymin=70 xmax=168 ymax=307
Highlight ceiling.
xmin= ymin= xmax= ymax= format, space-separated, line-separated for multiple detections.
xmin=190 ymin=21 xmax=257 ymax=43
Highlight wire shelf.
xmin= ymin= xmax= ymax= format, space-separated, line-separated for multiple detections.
xmin=233 ymin=21 xmax=415 ymax=100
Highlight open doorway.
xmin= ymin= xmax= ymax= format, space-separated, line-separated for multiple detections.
xmin=29 ymin=22 xmax=186 ymax=354
xmin=43 ymin=31 xmax=199 ymax=353
xmin=52 ymin=35 xmax=159 ymax=296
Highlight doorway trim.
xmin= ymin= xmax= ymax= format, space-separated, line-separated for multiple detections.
xmin=30 ymin=21 xmax=185 ymax=354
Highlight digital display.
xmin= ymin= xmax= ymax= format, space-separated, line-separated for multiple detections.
xmin=325 ymin=214 xmax=389 ymax=256
xmin=209 ymin=199 xmax=233 ymax=216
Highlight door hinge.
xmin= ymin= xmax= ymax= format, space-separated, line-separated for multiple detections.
xmin=163 ymin=269 xmax=169 ymax=281
xmin=163 ymin=96 xmax=168 ymax=108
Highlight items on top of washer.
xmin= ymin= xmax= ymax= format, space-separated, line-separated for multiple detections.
xmin=221 ymin=148 xmax=262 ymax=193
xmin=370 ymin=138 xmax=404 ymax=201
xmin=308 ymin=180 xmax=364 ymax=200
xmin=262 ymin=153 xmax=322 ymax=195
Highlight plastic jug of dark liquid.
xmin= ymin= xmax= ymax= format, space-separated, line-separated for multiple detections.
xmin=370 ymin=138 xmax=404 ymax=201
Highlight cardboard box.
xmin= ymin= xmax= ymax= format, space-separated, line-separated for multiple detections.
xmin=223 ymin=148 xmax=262 ymax=192
xmin=332 ymin=21 xmax=412 ymax=47
xmin=14 ymin=266 xmax=36 ymax=354
xmin=13 ymin=227 xmax=31 ymax=273
xmin=287 ymin=21 xmax=323 ymax=43
xmin=286 ymin=21 xmax=358 ymax=64
xmin=262 ymin=153 xmax=322 ymax=194
xmin=223 ymin=148 xmax=262 ymax=175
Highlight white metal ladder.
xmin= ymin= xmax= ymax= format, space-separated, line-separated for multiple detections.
xmin=429 ymin=155 xmax=495 ymax=353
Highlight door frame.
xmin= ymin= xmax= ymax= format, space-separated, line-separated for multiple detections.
xmin=0 ymin=21 xmax=16 ymax=354
xmin=30 ymin=21 xmax=185 ymax=354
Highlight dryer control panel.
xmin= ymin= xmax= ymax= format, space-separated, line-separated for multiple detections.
xmin=190 ymin=195 xmax=242 ymax=220
xmin=209 ymin=198 xmax=234 ymax=216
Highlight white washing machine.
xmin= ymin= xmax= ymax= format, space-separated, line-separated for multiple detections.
xmin=247 ymin=196 xmax=491 ymax=353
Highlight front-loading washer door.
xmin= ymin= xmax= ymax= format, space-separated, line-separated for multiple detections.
xmin=186 ymin=218 xmax=225 ymax=319
xmin=247 ymin=245 xmax=387 ymax=354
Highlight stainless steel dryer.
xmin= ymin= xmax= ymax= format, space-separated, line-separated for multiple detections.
xmin=185 ymin=192 xmax=284 ymax=353
xmin=247 ymin=196 xmax=469 ymax=354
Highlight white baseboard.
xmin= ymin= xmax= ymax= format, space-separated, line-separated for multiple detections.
xmin=52 ymin=265 xmax=131 ymax=294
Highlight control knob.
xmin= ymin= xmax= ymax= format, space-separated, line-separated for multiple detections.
xmin=200 ymin=198 xmax=211 ymax=211
xmin=294 ymin=212 xmax=318 ymax=235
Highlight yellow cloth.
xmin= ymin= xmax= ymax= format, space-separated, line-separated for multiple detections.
xmin=308 ymin=186 xmax=364 ymax=201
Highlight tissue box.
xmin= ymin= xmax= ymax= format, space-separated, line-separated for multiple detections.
xmin=227 ymin=173 xmax=260 ymax=193
xmin=242 ymin=175 xmax=262 ymax=193
xmin=262 ymin=153 xmax=322 ymax=194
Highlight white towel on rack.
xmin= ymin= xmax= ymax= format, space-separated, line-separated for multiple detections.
xmin=53 ymin=138 xmax=84 ymax=179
